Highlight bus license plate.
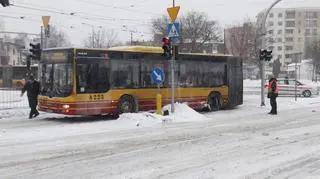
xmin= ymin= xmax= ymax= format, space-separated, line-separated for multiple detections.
xmin=46 ymin=109 xmax=53 ymax=113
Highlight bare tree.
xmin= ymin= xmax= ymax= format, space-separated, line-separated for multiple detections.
xmin=83 ymin=28 xmax=119 ymax=48
xmin=151 ymin=15 xmax=170 ymax=45
xmin=46 ymin=25 xmax=71 ymax=48
xmin=151 ymin=11 xmax=222 ymax=52
xmin=305 ymin=38 xmax=320 ymax=81
xmin=182 ymin=11 xmax=221 ymax=52
xmin=226 ymin=20 xmax=262 ymax=66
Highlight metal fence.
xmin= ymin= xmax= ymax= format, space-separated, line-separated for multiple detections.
xmin=0 ymin=88 xmax=29 ymax=110
xmin=0 ymin=65 xmax=38 ymax=111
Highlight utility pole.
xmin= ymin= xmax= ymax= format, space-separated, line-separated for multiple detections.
xmin=167 ymin=0 xmax=180 ymax=113
xmin=92 ymin=28 xmax=95 ymax=48
xmin=260 ymin=0 xmax=282 ymax=106
xmin=293 ymin=52 xmax=302 ymax=101
xmin=131 ymin=32 xmax=133 ymax=45
xmin=171 ymin=0 xmax=176 ymax=113
xmin=40 ymin=26 xmax=44 ymax=49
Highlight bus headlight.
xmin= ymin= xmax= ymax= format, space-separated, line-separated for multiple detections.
xmin=62 ymin=104 xmax=70 ymax=109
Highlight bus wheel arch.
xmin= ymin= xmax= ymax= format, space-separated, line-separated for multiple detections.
xmin=117 ymin=94 xmax=138 ymax=114
xmin=207 ymin=92 xmax=222 ymax=111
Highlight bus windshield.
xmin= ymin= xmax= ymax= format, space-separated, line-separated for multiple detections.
xmin=40 ymin=50 xmax=73 ymax=97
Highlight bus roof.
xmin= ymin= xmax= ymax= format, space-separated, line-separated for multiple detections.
xmin=44 ymin=46 xmax=234 ymax=57
xmin=108 ymin=46 xmax=233 ymax=57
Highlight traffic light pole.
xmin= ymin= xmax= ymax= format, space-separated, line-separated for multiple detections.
xmin=260 ymin=0 xmax=282 ymax=107
xmin=170 ymin=0 xmax=176 ymax=113
xmin=40 ymin=26 xmax=44 ymax=49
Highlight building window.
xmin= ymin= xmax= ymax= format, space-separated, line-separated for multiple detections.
xmin=268 ymin=21 xmax=274 ymax=26
xmin=269 ymin=38 xmax=275 ymax=43
xmin=269 ymin=13 xmax=274 ymax=18
xmin=278 ymin=55 xmax=282 ymax=59
xmin=305 ymin=20 xmax=317 ymax=27
xmin=285 ymin=37 xmax=294 ymax=42
xmin=298 ymin=37 xmax=301 ymax=42
xmin=285 ymin=54 xmax=292 ymax=58
xmin=278 ymin=46 xmax=283 ymax=51
xmin=285 ymin=46 xmax=293 ymax=50
xmin=268 ymin=30 xmax=274 ymax=35
xmin=269 ymin=46 xmax=274 ymax=50
xmin=278 ymin=30 xmax=282 ymax=34
xmin=305 ymin=29 xmax=311 ymax=35
xmin=286 ymin=11 xmax=296 ymax=19
xmin=286 ymin=21 xmax=295 ymax=27
xmin=278 ymin=21 xmax=283 ymax=26
xmin=312 ymin=29 xmax=317 ymax=35
xmin=278 ymin=13 xmax=283 ymax=18
xmin=298 ymin=29 xmax=301 ymax=33
xmin=285 ymin=29 xmax=294 ymax=34
xmin=278 ymin=38 xmax=282 ymax=42
xmin=305 ymin=12 xmax=318 ymax=18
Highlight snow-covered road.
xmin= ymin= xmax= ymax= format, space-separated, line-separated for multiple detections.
xmin=0 ymin=95 xmax=320 ymax=178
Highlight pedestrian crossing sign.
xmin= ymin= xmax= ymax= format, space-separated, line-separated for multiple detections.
xmin=168 ymin=23 xmax=180 ymax=39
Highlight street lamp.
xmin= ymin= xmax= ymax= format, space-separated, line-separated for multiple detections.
xmin=259 ymin=0 xmax=282 ymax=106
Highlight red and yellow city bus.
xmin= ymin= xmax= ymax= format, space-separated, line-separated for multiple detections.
xmin=38 ymin=46 xmax=243 ymax=115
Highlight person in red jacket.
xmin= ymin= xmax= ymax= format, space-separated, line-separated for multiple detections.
xmin=267 ymin=77 xmax=278 ymax=115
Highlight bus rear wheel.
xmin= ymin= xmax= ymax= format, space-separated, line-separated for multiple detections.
xmin=117 ymin=95 xmax=137 ymax=114
xmin=208 ymin=93 xmax=221 ymax=111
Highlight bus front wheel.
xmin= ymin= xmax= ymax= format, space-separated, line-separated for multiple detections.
xmin=117 ymin=95 xmax=138 ymax=114
xmin=208 ymin=92 xmax=221 ymax=111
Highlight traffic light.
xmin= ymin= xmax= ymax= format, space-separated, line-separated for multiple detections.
xmin=265 ymin=50 xmax=272 ymax=61
xmin=259 ymin=49 xmax=273 ymax=61
xmin=0 ymin=0 xmax=9 ymax=7
xmin=162 ymin=37 xmax=172 ymax=58
xmin=29 ymin=43 xmax=41 ymax=60
xmin=259 ymin=49 xmax=266 ymax=61
xmin=174 ymin=45 xmax=179 ymax=60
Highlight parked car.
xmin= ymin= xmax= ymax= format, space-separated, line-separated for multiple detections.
xmin=264 ymin=78 xmax=318 ymax=97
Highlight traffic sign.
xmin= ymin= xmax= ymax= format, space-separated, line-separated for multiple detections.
xmin=42 ymin=16 xmax=50 ymax=30
xmin=167 ymin=6 xmax=180 ymax=23
xmin=168 ymin=23 xmax=179 ymax=40
xmin=151 ymin=67 xmax=165 ymax=85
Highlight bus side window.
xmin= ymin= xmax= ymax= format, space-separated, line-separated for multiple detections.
xmin=111 ymin=59 xmax=139 ymax=89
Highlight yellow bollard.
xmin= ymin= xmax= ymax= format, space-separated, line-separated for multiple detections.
xmin=156 ymin=93 xmax=162 ymax=115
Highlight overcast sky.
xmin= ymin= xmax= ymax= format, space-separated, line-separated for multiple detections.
xmin=1 ymin=0 xmax=320 ymax=46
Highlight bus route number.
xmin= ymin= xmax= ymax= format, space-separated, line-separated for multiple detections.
xmin=89 ymin=94 xmax=104 ymax=101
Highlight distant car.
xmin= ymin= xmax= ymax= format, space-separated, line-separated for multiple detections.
xmin=264 ymin=78 xmax=318 ymax=97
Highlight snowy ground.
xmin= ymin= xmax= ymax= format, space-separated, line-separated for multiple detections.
xmin=0 ymin=90 xmax=320 ymax=178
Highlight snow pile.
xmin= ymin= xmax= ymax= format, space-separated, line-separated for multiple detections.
xmin=162 ymin=103 xmax=208 ymax=122
xmin=117 ymin=103 xmax=208 ymax=126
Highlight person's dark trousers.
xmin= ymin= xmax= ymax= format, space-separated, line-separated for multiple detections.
xmin=270 ymin=97 xmax=277 ymax=114
xmin=28 ymin=98 xmax=39 ymax=119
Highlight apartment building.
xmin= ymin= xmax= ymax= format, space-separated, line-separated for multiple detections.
xmin=258 ymin=7 xmax=320 ymax=67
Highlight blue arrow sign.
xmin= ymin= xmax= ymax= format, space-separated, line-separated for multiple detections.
xmin=168 ymin=23 xmax=180 ymax=40
xmin=151 ymin=67 xmax=165 ymax=85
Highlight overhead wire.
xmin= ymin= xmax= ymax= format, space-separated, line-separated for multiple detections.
xmin=76 ymin=0 xmax=162 ymax=16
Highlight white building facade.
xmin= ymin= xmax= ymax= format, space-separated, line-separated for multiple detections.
xmin=259 ymin=7 xmax=320 ymax=69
